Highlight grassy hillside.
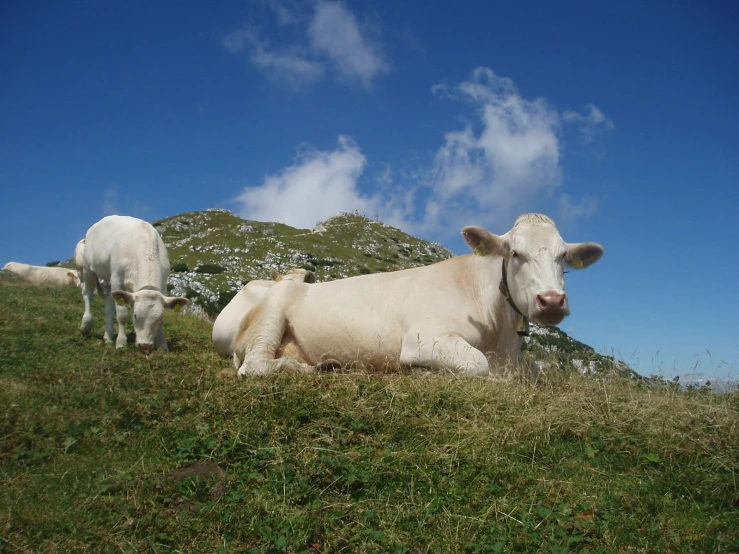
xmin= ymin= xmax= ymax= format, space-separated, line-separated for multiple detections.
xmin=1 ymin=277 xmax=738 ymax=552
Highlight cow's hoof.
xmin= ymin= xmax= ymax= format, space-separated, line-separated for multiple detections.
xmin=80 ymin=318 xmax=92 ymax=335
xmin=237 ymin=358 xmax=273 ymax=376
xmin=276 ymin=358 xmax=315 ymax=374
xmin=116 ymin=337 xmax=127 ymax=349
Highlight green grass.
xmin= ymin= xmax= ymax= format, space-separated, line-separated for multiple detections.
xmin=1 ymin=277 xmax=738 ymax=553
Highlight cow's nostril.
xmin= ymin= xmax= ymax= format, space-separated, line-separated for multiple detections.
xmin=537 ymin=292 xmax=567 ymax=313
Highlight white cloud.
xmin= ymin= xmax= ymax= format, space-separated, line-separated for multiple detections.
xmin=222 ymin=26 xmax=324 ymax=88
xmin=235 ymin=137 xmax=415 ymax=231
xmin=563 ymin=104 xmax=615 ymax=143
xmin=100 ymin=187 xmax=150 ymax=218
xmin=308 ymin=1 xmax=388 ymax=87
xmin=421 ymin=67 xmax=563 ymax=234
xmin=265 ymin=0 xmax=298 ymax=27
xmin=222 ymin=1 xmax=387 ymax=89
xmin=222 ymin=28 xmax=249 ymax=54
xmin=236 ymin=136 xmax=374 ymax=229
xmin=102 ymin=188 xmax=119 ymax=215
xmin=556 ymin=194 xmax=599 ymax=222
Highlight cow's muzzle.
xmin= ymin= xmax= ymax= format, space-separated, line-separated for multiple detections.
xmin=534 ymin=291 xmax=568 ymax=324
xmin=136 ymin=342 xmax=154 ymax=352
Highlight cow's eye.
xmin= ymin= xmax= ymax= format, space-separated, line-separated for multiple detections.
xmin=511 ymin=251 xmax=519 ymax=259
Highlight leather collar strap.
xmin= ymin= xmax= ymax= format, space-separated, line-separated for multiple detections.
xmin=499 ymin=260 xmax=530 ymax=337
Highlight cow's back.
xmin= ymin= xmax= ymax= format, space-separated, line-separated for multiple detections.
xmin=30 ymin=265 xmax=77 ymax=286
xmin=278 ymin=256 xmax=486 ymax=366
xmin=84 ymin=215 xmax=169 ymax=291
xmin=3 ymin=262 xmax=31 ymax=278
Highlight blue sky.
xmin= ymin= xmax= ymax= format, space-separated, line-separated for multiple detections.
xmin=2 ymin=1 xmax=737 ymax=380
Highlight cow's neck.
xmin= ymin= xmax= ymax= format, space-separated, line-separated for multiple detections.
xmin=137 ymin=285 xmax=160 ymax=292
xmin=499 ymin=260 xmax=529 ymax=337
xmin=131 ymin=240 xmax=165 ymax=291
xmin=472 ymin=256 xmax=525 ymax=346
xmin=131 ymin=259 xmax=164 ymax=291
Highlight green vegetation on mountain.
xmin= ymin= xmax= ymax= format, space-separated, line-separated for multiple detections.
xmin=153 ymin=209 xmax=452 ymax=306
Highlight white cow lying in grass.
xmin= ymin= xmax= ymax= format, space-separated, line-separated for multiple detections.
xmin=212 ymin=268 xmax=316 ymax=359
xmin=2 ymin=261 xmax=80 ymax=287
xmin=79 ymin=215 xmax=188 ymax=351
xmin=234 ymin=214 xmax=603 ymax=377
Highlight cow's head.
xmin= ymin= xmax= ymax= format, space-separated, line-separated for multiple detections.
xmin=462 ymin=214 xmax=603 ymax=326
xmin=112 ymin=289 xmax=189 ymax=350
xmin=67 ymin=270 xmax=81 ymax=288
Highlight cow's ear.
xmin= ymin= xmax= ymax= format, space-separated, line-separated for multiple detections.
xmin=112 ymin=290 xmax=135 ymax=306
xmin=164 ymin=296 xmax=189 ymax=311
xmin=565 ymin=242 xmax=604 ymax=269
xmin=271 ymin=269 xmax=281 ymax=281
xmin=304 ymin=271 xmax=316 ymax=284
xmin=462 ymin=226 xmax=507 ymax=257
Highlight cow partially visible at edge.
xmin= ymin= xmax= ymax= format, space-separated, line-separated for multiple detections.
xmin=2 ymin=261 xmax=80 ymax=287
xmin=79 ymin=215 xmax=188 ymax=351
xmin=233 ymin=214 xmax=603 ymax=378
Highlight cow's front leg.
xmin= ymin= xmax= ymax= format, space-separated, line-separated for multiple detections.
xmin=114 ymin=301 xmax=129 ymax=349
xmin=233 ymin=301 xmax=288 ymax=376
xmin=399 ymin=332 xmax=490 ymax=376
xmin=154 ymin=327 xmax=169 ymax=351
xmin=239 ymin=356 xmax=314 ymax=376
xmin=100 ymin=293 xmax=117 ymax=345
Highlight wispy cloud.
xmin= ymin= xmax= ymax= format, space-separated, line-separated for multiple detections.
xmin=563 ymin=104 xmax=615 ymax=143
xmin=234 ymin=68 xmax=610 ymax=240
xmin=308 ymin=2 xmax=388 ymax=87
xmin=102 ymin=188 xmax=120 ymax=215
xmin=100 ymin=187 xmax=151 ymax=218
xmin=222 ymin=1 xmax=388 ymax=90
xmin=420 ymin=67 xmax=563 ymax=235
xmin=556 ymin=193 xmax=599 ymax=223
xmin=222 ymin=26 xmax=324 ymax=88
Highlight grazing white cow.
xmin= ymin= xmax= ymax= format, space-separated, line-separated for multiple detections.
xmin=2 ymin=261 xmax=79 ymax=287
xmin=212 ymin=268 xmax=316 ymax=359
xmin=234 ymin=214 xmax=603 ymax=377
xmin=79 ymin=215 xmax=188 ymax=351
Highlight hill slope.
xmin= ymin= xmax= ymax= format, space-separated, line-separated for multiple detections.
xmin=1 ymin=277 xmax=737 ymax=552
xmin=153 ymin=209 xmax=633 ymax=377
xmin=154 ymin=209 xmax=453 ymax=299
